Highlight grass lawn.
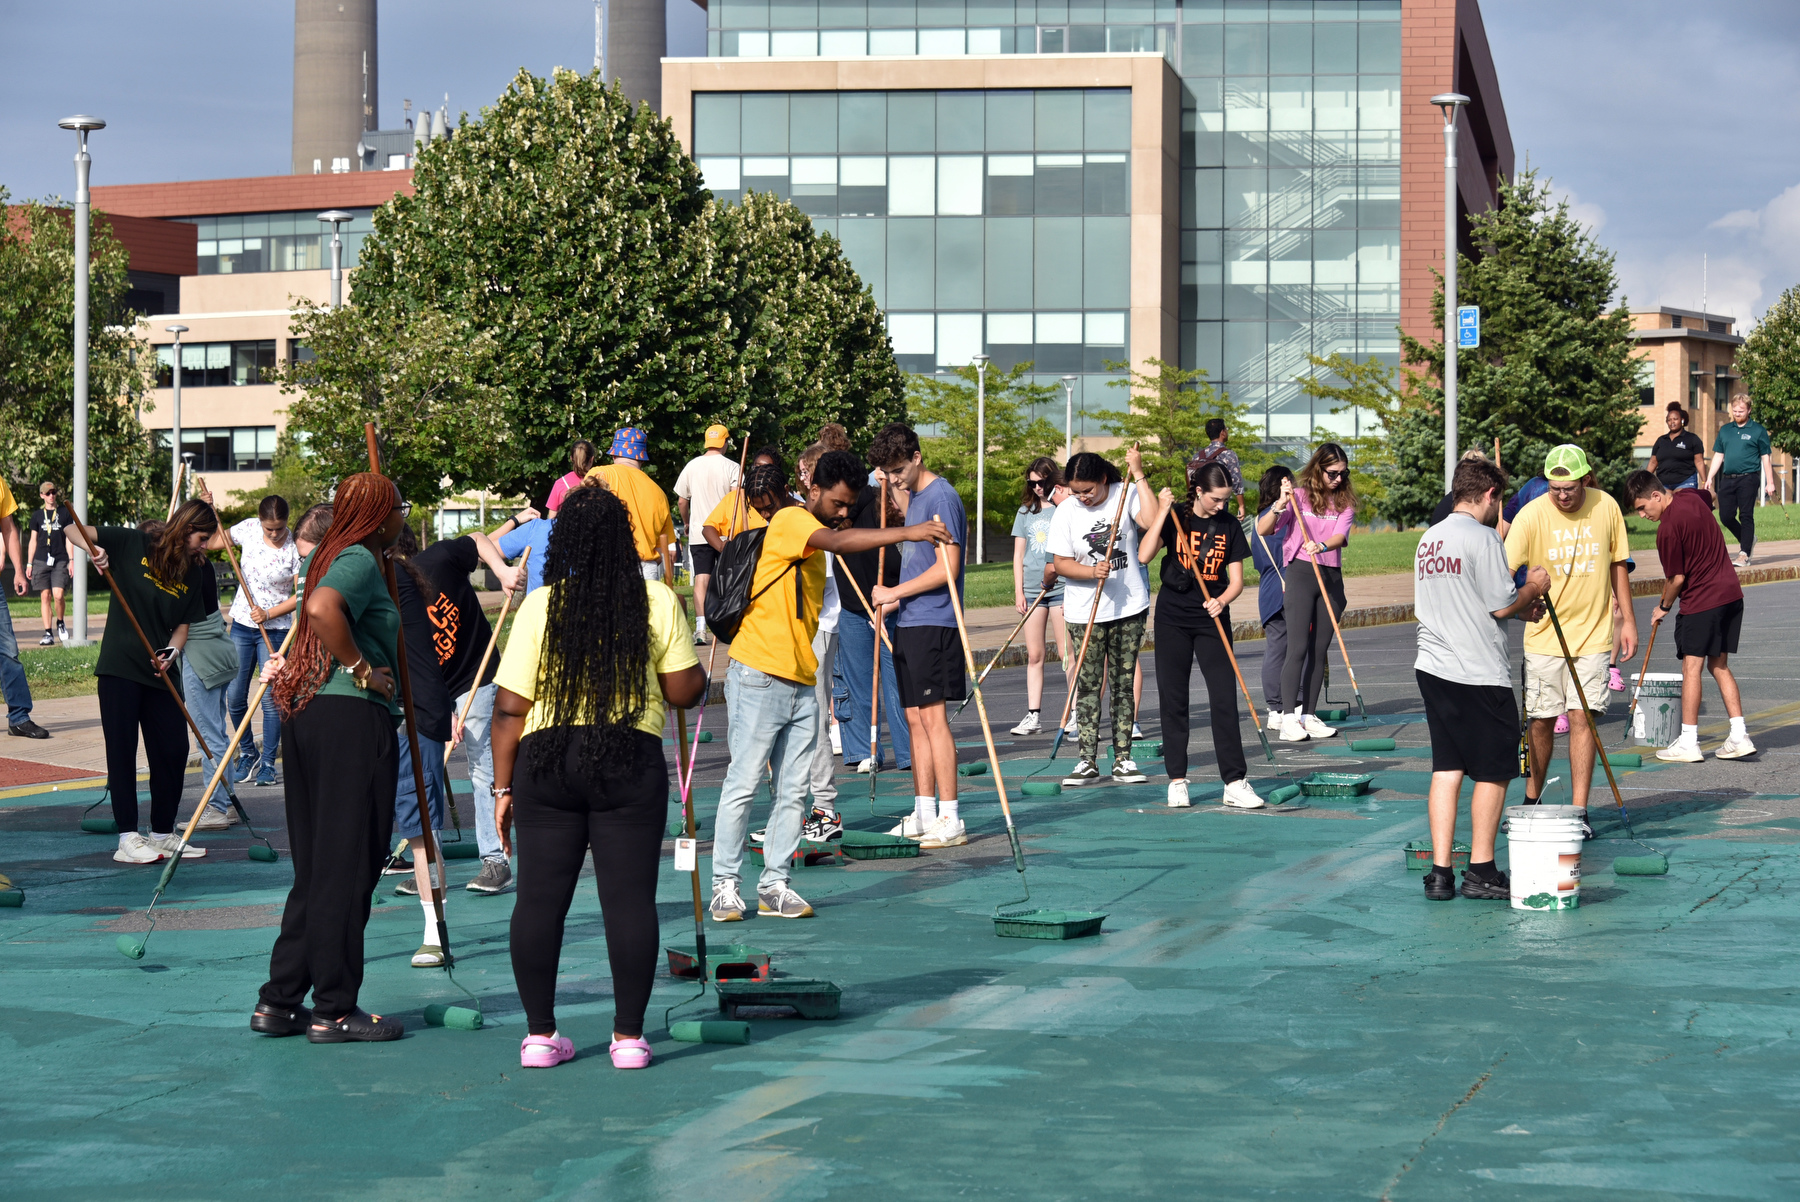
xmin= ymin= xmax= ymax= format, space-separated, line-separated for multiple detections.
xmin=19 ymin=643 xmax=101 ymax=699
xmin=8 ymin=595 xmax=110 ymax=621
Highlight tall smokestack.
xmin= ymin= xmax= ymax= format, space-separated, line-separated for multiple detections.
xmin=293 ymin=0 xmax=378 ymax=175
xmin=602 ymin=0 xmax=665 ymax=115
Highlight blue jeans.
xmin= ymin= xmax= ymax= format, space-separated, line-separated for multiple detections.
xmin=0 ymin=609 xmax=30 ymax=727
xmin=228 ymin=622 xmax=283 ymax=780
xmin=394 ymin=727 xmax=448 ymax=840
xmin=454 ymin=683 xmax=503 ymax=861
xmin=833 ymin=611 xmax=910 ymax=770
xmin=1672 ymin=474 xmax=1698 ymax=491
xmin=180 ymin=659 xmax=239 ymax=812
xmin=714 ymin=660 xmax=816 ymax=892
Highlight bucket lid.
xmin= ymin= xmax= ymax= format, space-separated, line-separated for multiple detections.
xmin=1639 ymin=673 xmax=1683 ymax=682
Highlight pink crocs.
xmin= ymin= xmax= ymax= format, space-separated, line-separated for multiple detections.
xmin=608 ymin=1037 xmax=653 ymax=1069
xmin=520 ymin=1033 xmax=575 ymax=1069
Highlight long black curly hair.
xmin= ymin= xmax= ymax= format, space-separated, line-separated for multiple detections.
xmin=526 ymin=485 xmax=654 ymax=781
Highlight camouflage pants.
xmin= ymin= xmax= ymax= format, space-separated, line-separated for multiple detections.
xmin=1074 ymin=610 xmax=1147 ymax=764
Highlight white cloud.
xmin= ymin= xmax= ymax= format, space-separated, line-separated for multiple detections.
xmin=1549 ymin=184 xmax=1607 ymax=237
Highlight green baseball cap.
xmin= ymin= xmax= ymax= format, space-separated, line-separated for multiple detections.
xmin=1543 ymin=444 xmax=1591 ymax=481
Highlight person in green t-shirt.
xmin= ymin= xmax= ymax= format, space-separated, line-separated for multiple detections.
xmin=1705 ymin=394 xmax=1775 ymax=564
xmin=254 ymin=472 xmax=410 ymax=1045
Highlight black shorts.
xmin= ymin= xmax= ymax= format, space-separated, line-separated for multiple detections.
xmin=1416 ymin=670 xmax=1518 ymax=783
xmin=30 ymin=561 xmax=71 ymax=591
xmin=892 ymin=625 xmax=966 ymax=709
xmin=1675 ymin=598 xmax=1743 ymax=659
xmin=690 ymin=543 xmax=718 ymax=578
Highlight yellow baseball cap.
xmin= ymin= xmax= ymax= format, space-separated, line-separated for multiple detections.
xmin=704 ymin=425 xmax=729 ymax=450
xmin=1543 ymin=444 xmax=1591 ymax=480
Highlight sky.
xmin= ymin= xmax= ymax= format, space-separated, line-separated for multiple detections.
xmin=2 ymin=0 xmax=1795 ymax=327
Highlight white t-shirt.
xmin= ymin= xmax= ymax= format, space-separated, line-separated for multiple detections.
xmin=819 ymin=554 xmax=841 ymax=634
xmin=227 ymin=516 xmax=300 ymax=631
xmin=1414 ymin=512 xmax=1517 ymax=687
xmin=1047 ymin=483 xmax=1150 ymax=624
xmin=673 ymin=453 xmax=741 ymax=545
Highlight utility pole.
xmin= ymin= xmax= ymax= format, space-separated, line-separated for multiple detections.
xmin=973 ymin=354 xmax=989 ymax=564
xmin=1431 ymin=92 xmax=1470 ymax=491
xmin=58 ymin=114 xmax=104 ymax=646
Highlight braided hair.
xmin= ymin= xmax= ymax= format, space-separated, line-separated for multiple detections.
xmin=526 ymin=485 xmax=655 ymax=781
xmin=271 ymin=472 xmax=398 ymax=718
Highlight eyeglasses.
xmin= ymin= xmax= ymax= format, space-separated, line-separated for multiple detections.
xmin=1546 ymin=483 xmax=1582 ymax=498
xmin=394 ymin=502 xmax=413 ymax=518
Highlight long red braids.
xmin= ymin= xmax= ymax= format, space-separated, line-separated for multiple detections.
xmin=271 ymin=472 xmax=399 ymax=718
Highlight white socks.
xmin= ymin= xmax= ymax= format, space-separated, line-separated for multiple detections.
xmin=1730 ymin=717 xmax=1747 ymax=739
xmin=421 ymin=900 xmax=440 ymax=946
xmin=914 ymin=795 xmax=938 ymax=825
xmin=1678 ymin=723 xmax=1699 ymax=747
xmin=939 ymin=796 xmax=959 ymax=824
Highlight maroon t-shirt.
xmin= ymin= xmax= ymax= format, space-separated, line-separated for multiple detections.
xmin=1657 ymin=489 xmax=1743 ymax=614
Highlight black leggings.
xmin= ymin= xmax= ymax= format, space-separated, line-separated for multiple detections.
xmin=510 ymin=728 xmax=668 ymax=1038
xmin=98 ymin=674 xmax=188 ymax=834
xmin=1281 ymin=561 xmax=1344 ymax=715
xmin=1154 ymin=603 xmax=1247 ymax=784
xmin=1718 ymin=473 xmax=1759 ymax=555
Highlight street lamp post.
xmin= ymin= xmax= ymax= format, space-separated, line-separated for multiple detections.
xmin=1061 ymin=375 xmax=1078 ymax=461
xmin=973 ymin=354 xmax=989 ymax=564
xmin=1431 ymin=92 xmax=1469 ymax=492
xmin=317 ymin=210 xmax=353 ymax=309
xmin=165 ymin=325 xmax=188 ymax=502
xmin=58 ymin=114 xmax=104 ymax=647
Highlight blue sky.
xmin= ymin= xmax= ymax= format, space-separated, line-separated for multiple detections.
xmin=2 ymin=0 xmax=1795 ymax=325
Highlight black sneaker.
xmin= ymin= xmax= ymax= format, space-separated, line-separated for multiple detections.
xmin=1423 ymin=865 xmax=1457 ymax=901
xmin=1460 ymin=867 xmax=1511 ymax=900
xmin=38 ymin=630 xmax=55 ymax=647
xmin=1578 ymin=813 xmax=1595 ymax=841
xmin=307 ymin=1008 xmax=403 ymax=1043
xmin=465 ymin=859 xmax=512 ymax=894
xmin=381 ymin=851 xmax=414 ymax=876
xmin=250 ymin=1001 xmax=313 ymax=1037
xmin=8 ymin=720 xmax=49 ymax=740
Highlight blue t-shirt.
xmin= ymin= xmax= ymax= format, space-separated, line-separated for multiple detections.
xmin=898 ymin=476 xmax=967 ymax=628
xmin=1010 ymin=505 xmax=1063 ymax=603
xmin=1250 ymin=508 xmax=1287 ymax=626
xmin=497 ymin=517 xmax=554 ymax=594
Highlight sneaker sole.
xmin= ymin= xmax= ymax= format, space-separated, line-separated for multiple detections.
xmin=1062 ymin=777 xmax=1098 ymax=787
xmin=1222 ymin=798 xmax=1265 ymax=809
xmin=710 ymin=911 xmax=746 ymax=922
xmin=758 ymin=903 xmax=815 ymax=918
xmin=1655 ymin=751 xmax=1704 ymax=763
xmin=1714 ymin=746 xmax=1756 ymax=760
xmin=1166 ymin=800 xmax=1192 ymax=809
xmin=1424 ymin=886 xmax=1457 ymax=901
xmin=920 ymin=835 xmax=968 ymax=848
xmin=1460 ymin=884 xmax=1510 ymax=900
xmin=1111 ymin=775 xmax=1148 ymax=784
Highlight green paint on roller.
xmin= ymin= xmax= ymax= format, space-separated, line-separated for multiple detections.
xmin=667 ymin=816 xmax=706 ymax=837
xmin=697 ymin=730 xmax=713 ymax=743
xmin=80 ymin=818 xmax=119 ymax=835
xmin=1267 ymin=784 xmax=1302 ymax=805
xmin=424 ymin=1003 xmax=482 ymax=1030
xmin=1349 ymin=738 xmax=1397 ymax=751
xmin=1614 ymin=854 xmax=1668 ymax=876
xmin=117 ymin=936 xmax=146 ymax=960
xmin=957 ymin=761 xmax=988 ymax=776
xmin=671 ymin=1020 xmax=750 ymax=1044
xmin=0 ymin=889 xmax=22 ymax=908
xmin=1318 ymin=708 xmax=1348 ymax=722
xmin=247 ymin=845 xmax=280 ymax=862
xmin=1021 ymin=779 xmax=1062 ymax=796
xmin=440 ymin=842 xmax=478 ymax=860
xmin=1603 ymin=752 xmax=1643 ymax=768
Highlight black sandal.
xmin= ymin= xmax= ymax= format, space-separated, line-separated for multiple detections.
xmin=251 ymin=1001 xmax=312 ymax=1037
xmin=307 ymin=1007 xmax=404 ymax=1043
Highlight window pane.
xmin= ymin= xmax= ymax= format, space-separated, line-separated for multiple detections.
xmin=1084 ymin=153 xmax=1127 ymax=214
xmin=868 ymin=0 xmax=915 ymax=25
xmin=770 ymin=0 xmax=816 ymax=25
xmin=985 ymin=217 xmax=1034 ymax=308
xmin=695 ymin=95 xmax=739 ymax=154
xmin=1224 ymin=166 xmax=1266 ymax=226
xmin=840 ymin=156 xmax=888 ymax=214
xmin=722 ymin=0 xmax=769 ymax=26
xmin=987 ymin=154 xmax=1035 ymax=214
xmin=936 ymin=218 xmax=985 ymax=308
xmin=743 ymin=157 xmax=791 ymax=200
xmin=987 ymin=311 xmax=1033 ymax=369
xmin=840 ymin=93 xmax=887 ymax=151
xmin=838 ymin=217 xmax=887 ymax=304
xmin=1035 ymin=153 xmax=1083 ymax=213
xmin=937 ymin=312 xmax=983 ymax=367
xmin=1267 ymin=166 xmax=1308 ymax=227
xmin=938 ymin=91 xmax=984 ymax=150
xmin=1188 ymin=167 xmax=1223 ymax=227
xmin=700 ymin=157 xmax=743 ymax=193
xmin=1084 ymin=89 xmax=1131 ymax=150
xmin=938 ymin=155 xmax=984 ymax=213
xmin=1314 ymin=22 xmax=1355 ymax=73
xmin=1035 ymin=91 xmax=1083 ymax=151
xmin=1267 ymin=21 xmax=1309 ymax=72
xmin=821 ymin=0 xmax=868 ymax=23
xmin=1359 ymin=20 xmax=1399 ymax=72
xmin=1083 ymin=216 xmax=1129 ymax=308
xmin=741 ymin=94 xmax=790 ymax=153
xmin=1224 ymin=321 xmax=1266 ymax=382
xmin=771 ymin=30 xmax=819 ymax=54
xmin=887 ymin=218 xmax=936 ymax=307
xmin=888 ymin=92 xmax=936 ymax=151
xmin=1181 ymin=23 xmax=1223 ymax=73
xmin=919 ymin=27 xmax=966 ymax=53
xmin=869 ymin=28 xmax=916 ymax=52
xmin=1223 ymin=22 xmax=1265 ymax=73
xmin=821 ymin=29 xmax=869 ymax=54
xmin=985 ymin=91 xmax=1035 ymax=150
xmin=1034 ymin=216 xmax=1082 ymax=309
xmin=790 ymin=94 xmax=837 ymax=151
xmin=1358 ymin=164 xmax=1398 ymax=227
xmin=889 ymin=156 xmax=936 ymax=214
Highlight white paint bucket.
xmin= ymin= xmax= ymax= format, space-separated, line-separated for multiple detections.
xmin=1632 ymin=673 xmax=1683 ymax=747
xmin=1504 ymin=806 xmax=1583 ymax=911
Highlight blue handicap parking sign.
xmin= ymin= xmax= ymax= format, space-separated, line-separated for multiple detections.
xmin=1457 ymin=305 xmax=1480 ymax=349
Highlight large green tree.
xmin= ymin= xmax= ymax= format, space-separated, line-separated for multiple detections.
xmin=1392 ymin=169 xmax=1641 ymax=525
xmin=1297 ymin=352 xmax=1420 ymax=522
xmin=1736 ymin=283 xmax=1800 ymax=455
xmin=0 ymin=193 xmax=157 ymax=521
xmin=1100 ymin=358 xmax=1270 ymax=494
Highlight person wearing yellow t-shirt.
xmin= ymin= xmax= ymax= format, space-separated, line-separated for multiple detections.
xmin=586 ymin=427 xmax=676 ymax=582
xmin=710 ymin=454 xmax=947 ymax=923
xmin=487 ymin=485 xmax=706 ymax=1071
xmin=0 ymin=476 xmax=46 ymax=738
xmin=1504 ymin=444 xmax=1638 ymax=836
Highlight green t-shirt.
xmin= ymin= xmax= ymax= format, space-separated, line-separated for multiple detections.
xmin=303 ymin=544 xmax=402 ymax=718
xmin=93 ymin=527 xmax=207 ymax=692
xmin=1713 ymin=420 xmax=1771 ymax=476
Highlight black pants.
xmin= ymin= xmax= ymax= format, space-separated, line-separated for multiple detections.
xmin=1281 ymin=561 xmax=1344 ymax=714
xmin=510 ymin=728 xmax=667 ymax=1038
xmin=1718 ymin=473 xmax=1759 ymax=555
xmin=1259 ymin=613 xmax=1317 ymax=714
xmin=98 ymin=674 xmax=188 ymax=834
xmin=261 ymin=696 xmax=397 ymax=1020
xmin=1154 ymin=606 xmax=1247 ymax=784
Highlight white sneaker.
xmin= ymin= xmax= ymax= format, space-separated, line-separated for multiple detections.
xmin=918 ymin=816 xmax=968 ymax=847
xmin=191 ymin=805 xmax=238 ymax=831
xmin=1221 ymin=779 xmax=1266 ymax=809
xmin=1010 ymin=712 xmax=1042 ymax=736
xmin=1063 ymin=714 xmax=1080 ymax=736
xmin=1267 ymin=709 xmax=1280 ymax=733
xmin=829 ymin=721 xmax=842 ymax=755
xmin=1111 ymin=758 xmax=1148 ymax=784
xmin=1302 ymin=714 xmax=1338 ymax=739
xmin=1166 ymin=780 xmax=1192 ymax=808
xmin=1062 ymin=759 xmax=1100 ymax=786
xmin=855 ymin=758 xmax=875 ymax=774
xmin=1131 ymin=722 xmax=1145 ymax=740
xmin=149 ymin=832 xmax=205 ymax=859
xmin=887 ymin=814 xmax=927 ymax=839
xmin=113 ymin=832 xmax=165 ymax=864
xmin=1656 ymin=740 xmax=1704 ymax=763
xmin=1716 ymin=735 xmax=1757 ymax=760
xmin=1278 ymin=714 xmax=1309 ymax=742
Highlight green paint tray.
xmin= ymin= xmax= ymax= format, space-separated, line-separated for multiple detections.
xmin=993 ymin=909 xmax=1107 ymax=940
xmin=1298 ymin=772 xmax=1375 ymax=797
xmin=666 ymin=942 xmax=772 ymax=981
xmin=1403 ymin=840 xmax=1470 ymax=872
xmin=716 ymin=978 xmax=841 ymax=1019
xmin=838 ymin=830 xmax=920 ymax=860
xmin=749 ymin=838 xmax=841 ymax=868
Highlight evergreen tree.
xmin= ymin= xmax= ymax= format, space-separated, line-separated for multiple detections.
xmin=1736 ymin=283 xmax=1800 ymax=455
xmin=1393 ymin=169 xmax=1640 ymax=525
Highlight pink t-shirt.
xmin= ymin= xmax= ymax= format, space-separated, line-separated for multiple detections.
xmin=1274 ymin=494 xmax=1354 ymax=569
xmin=545 ymin=471 xmax=583 ymax=514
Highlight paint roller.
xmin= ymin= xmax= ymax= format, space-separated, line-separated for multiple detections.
xmin=670 ymin=1020 xmax=749 ymax=1045
xmin=424 ymin=1002 xmax=483 ymax=1030
xmin=0 ymin=871 xmax=22 ymax=908
xmin=81 ymin=794 xmax=119 ymax=835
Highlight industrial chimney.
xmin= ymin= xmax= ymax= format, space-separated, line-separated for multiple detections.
xmin=293 ymin=0 xmax=378 ymax=175
xmin=600 ymin=0 xmax=666 ymax=114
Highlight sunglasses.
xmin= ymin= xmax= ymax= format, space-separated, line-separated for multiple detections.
xmin=1028 ymin=479 xmax=1047 ymax=490
xmin=1323 ymin=468 xmax=1347 ymax=480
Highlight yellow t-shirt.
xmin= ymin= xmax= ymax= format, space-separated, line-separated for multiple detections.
xmin=728 ymin=505 xmax=826 ymax=686
xmin=589 ymin=463 xmax=675 ymax=563
xmin=1504 ymin=488 xmax=1632 ymax=657
xmin=703 ymin=492 xmax=766 ymax=541
xmin=492 ymin=578 xmax=699 ymax=739
xmin=0 ymin=479 xmax=19 ymax=523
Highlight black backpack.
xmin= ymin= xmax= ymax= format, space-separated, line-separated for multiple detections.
xmin=704 ymin=527 xmax=802 ymax=645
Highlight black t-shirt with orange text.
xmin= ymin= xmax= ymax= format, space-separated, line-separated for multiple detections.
xmin=1154 ymin=505 xmax=1250 ymax=630
xmin=410 ymin=536 xmax=497 ymax=698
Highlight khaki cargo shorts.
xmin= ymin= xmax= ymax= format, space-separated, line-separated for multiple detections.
xmin=1524 ymin=651 xmax=1610 ymax=720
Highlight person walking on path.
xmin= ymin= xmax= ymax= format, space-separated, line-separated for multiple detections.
xmin=487 ymin=486 xmax=704 ymax=1070
xmin=1008 ymin=456 xmax=1071 ymax=737
xmin=588 ymin=428 xmax=676 ymax=581
xmin=1627 ymin=471 xmax=1756 ymax=763
xmin=1190 ymin=418 xmax=1246 ymax=518
xmin=1046 ymin=446 xmax=1158 ymax=787
xmin=833 ymin=470 xmax=911 ymax=773
xmin=1249 ymin=466 xmax=1313 ymax=730
xmin=254 ymin=473 xmax=408 ymax=1044
xmin=674 ymin=424 xmax=741 ymax=644
xmin=868 ymin=425 xmax=974 ymax=844
xmin=714 ymin=455 xmax=947 ymax=918
xmin=1414 ymin=457 xmax=1551 ymax=902
xmin=0 ymin=477 xmax=47 ymax=739
xmin=26 ymin=481 xmax=75 ymax=646
xmin=1138 ymin=461 xmax=1263 ymax=810
xmin=1505 ymin=444 xmax=1638 ymax=838
xmin=1649 ymin=404 xmax=1706 ymax=493
xmin=543 ymin=439 xmax=597 ymax=516
xmin=1705 ymin=394 xmax=1775 ymax=565
xmin=1257 ymin=442 xmax=1356 ymax=743
xmin=208 ymin=495 xmax=299 ymax=788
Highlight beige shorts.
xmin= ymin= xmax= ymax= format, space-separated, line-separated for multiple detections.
xmin=1524 ymin=651 xmax=1610 ymax=720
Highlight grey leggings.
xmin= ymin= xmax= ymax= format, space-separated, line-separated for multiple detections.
xmin=1280 ymin=561 xmax=1343 ymax=715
